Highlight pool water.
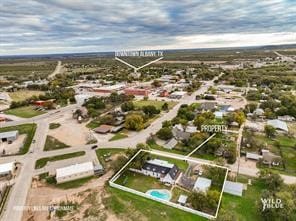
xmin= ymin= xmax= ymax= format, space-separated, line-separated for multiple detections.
xmin=146 ymin=189 xmax=171 ymax=201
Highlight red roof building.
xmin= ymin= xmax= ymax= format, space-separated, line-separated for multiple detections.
xmin=124 ymin=88 xmax=150 ymax=96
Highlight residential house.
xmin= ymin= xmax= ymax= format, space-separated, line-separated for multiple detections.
xmin=278 ymin=115 xmax=295 ymax=122
xmin=267 ymin=119 xmax=289 ymax=133
xmin=172 ymin=124 xmax=191 ymax=141
xmin=141 ymin=159 xmax=180 ymax=185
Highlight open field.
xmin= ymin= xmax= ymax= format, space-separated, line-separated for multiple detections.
xmin=0 ymin=61 xmax=56 ymax=78
xmin=109 ymin=132 xmax=128 ymax=141
xmin=4 ymin=106 xmax=45 ymax=118
xmin=8 ymin=90 xmax=45 ymax=102
xmin=134 ymin=100 xmax=177 ymax=110
xmin=35 ymin=151 xmax=86 ymax=169
xmin=0 ymin=123 xmax=36 ymax=154
xmin=104 ymin=187 xmax=206 ymax=221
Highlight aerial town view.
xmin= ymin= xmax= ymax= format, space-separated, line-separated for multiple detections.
xmin=0 ymin=1 xmax=296 ymax=221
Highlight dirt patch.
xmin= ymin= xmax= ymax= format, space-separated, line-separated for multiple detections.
xmin=22 ymin=171 xmax=118 ymax=221
xmin=48 ymin=112 xmax=93 ymax=146
xmin=0 ymin=134 xmax=26 ymax=155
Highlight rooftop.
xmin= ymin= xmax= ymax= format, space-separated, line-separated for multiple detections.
xmin=0 ymin=162 xmax=14 ymax=174
xmin=0 ymin=130 xmax=18 ymax=139
xmin=56 ymin=161 xmax=94 ymax=178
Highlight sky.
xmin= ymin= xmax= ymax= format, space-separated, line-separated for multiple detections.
xmin=0 ymin=0 xmax=296 ymax=55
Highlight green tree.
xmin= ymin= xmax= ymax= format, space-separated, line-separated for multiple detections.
xmin=125 ymin=114 xmax=145 ymax=131
xmin=161 ymin=102 xmax=169 ymax=111
xmin=121 ymin=101 xmax=134 ymax=112
xmin=233 ymin=111 xmax=246 ymax=126
xmin=142 ymin=105 xmax=160 ymax=117
xmin=156 ymin=127 xmax=173 ymax=140
xmin=259 ymin=170 xmax=283 ymax=192
xmin=264 ymin=125 xmax=276 ymax=138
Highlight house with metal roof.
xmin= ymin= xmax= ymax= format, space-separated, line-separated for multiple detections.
xmin=0 ymin=131 xmax=18 ymax=143
xmin=141 ymin=159 xmax=180 ymax=185
xmin=193 ymin=177 xmax=212 ymax=193
xmin=223 ymin=181 xmax=244 ymax=196
xmin=267 ymin=119 xmax=289 ymax=132
xmin=163 ymin=138 xmax=178 ymax=150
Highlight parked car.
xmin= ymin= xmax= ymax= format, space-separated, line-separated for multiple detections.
xmin=91 ymin=145 xmax=98 ymax=150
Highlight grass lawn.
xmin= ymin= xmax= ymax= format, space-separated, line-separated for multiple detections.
xmin=220 ymin=179 xmax=265 ymax=221
xmin=35 ymin=151 xmax=85 ymax=169
xmin=171 ymin=187 xmax=190 ymax=203
xmin=0 ymin=123 xmax=36 ymax=154
xmin=96 ymin=148 xmax=126 ymax=166
xmin=115 ymin=170 xmax=169 ymax=193
xmin=4 ymin=106 xmax=45 ymax=118
xmin=109 ymin=132 xmax=128 ymax=141
xmin=9 ymin=90 xmax=45 ymax=102
xmin=44 ymin=135 xmax=70 ymax=151
xmin=133 ymin=100 xmax=177 ymax=110
xmin=49 ymin=123 xmax=61 ymax=130
xmin=103 ymin=187 xmax=206 ymax=221
xmin=86 ymin=120 xmax=101 ymax=129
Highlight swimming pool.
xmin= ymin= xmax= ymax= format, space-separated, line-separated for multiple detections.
xmin=146 ymin=189 xmax=172 ymax=201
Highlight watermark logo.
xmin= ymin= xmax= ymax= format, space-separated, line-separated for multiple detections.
xmin=115 ymin=50 xmax=163 ymax=57
xmin=114 ymin=50 xmax=164 ymax=73
xmin=261 ymin=198 xmax=283 ymax=211
xmin=201 ymin=124 xmax=228 ymax=133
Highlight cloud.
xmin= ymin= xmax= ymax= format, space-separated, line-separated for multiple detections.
xmin=0 ymin=0 xmax=295 ymax=55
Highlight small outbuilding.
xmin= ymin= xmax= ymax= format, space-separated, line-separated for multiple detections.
xmin=193 ymin=177 xmax=212 ymax=193
xmin=177 ymin=194 xmax=188 ymax=206
xmin=0 ymin=162 xmax=15 ymax=177
xmin=93 ymin=125 xmax=113 ymax=134
xmin=0 ymin=131 xmax=19 ymax=143
xmin=223 ymin=181 xmax=244 ymax=196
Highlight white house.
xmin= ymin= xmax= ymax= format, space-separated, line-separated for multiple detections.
xmin=141 ymin=159 xmax=180 ymax=185
xmin=267 ymin=119 xmax=289 ymax=133
xmin=56 ymin=161 xmax=94 ymax=184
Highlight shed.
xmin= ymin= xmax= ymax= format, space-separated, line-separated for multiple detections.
xmin=214 ymin=111 xmax=223 ymax=119
xmin=246 ymin=152 xmax=262 ymax=160
xmin=177 ymin=194 xmax=188 ymax=206
xmin=93 ymin=125 xmax=113 ymax=134
xmin=193 ymin=177 xmax=212 ymax=192
xmin=223 ymin=181 xmax=244 ymax=196
xmin=0 ymin=162 xmax=15 ymax=176
xmin=0 ymin=131 xmax=19 ymax=142
xmin=163 ymin=138 xmax=178 ymax=150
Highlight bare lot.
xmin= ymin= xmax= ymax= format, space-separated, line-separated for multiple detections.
xmin=48 ymin=112 xmax=91 ymax=146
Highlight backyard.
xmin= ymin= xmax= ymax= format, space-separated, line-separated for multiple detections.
xmin=133 ymin=100 xmax=177 ymax=110
xmin=115 ymin=170 xmax=170 ymax=193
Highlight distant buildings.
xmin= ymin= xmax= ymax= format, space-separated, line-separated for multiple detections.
xmin=93 ymin=84 xmax=126 ymax=94
xmin=124 ymin=87 xmax=150 ymax=96
xmin=169 ymin=91 xmax=187 ymax=99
